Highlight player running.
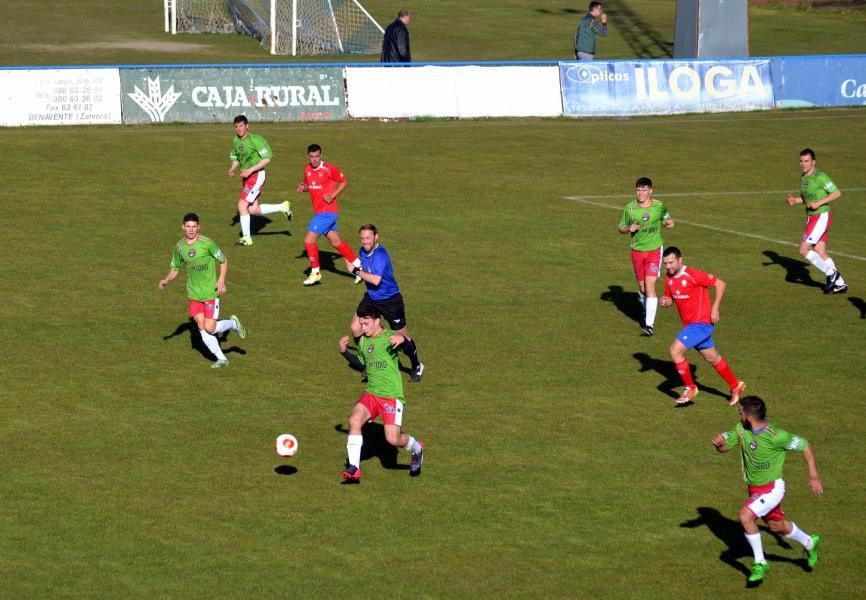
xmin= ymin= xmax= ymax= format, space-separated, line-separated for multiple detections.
xmin=338 ymin=307 xmax=425 ymax=483
xmin=658 ymin=247 xmax=746 ymax=406
xmin=618 ymin=177 xmax=674 ymax=336
xmin=351 ymin=224 xmax=424 ymax=383
xmin=158 ymin=213 xmax=247 ymax=368
xmin=786 ymin=148 xmax=847 ymax=294
xmin=712 ymin=396 xmax=823 ymax=583
xmin=228 ymin=115 xmax=292 ymax=247
xmin=295 ymin=143 xmax=362 ymax=286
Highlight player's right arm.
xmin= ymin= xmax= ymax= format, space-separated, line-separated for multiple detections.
xmin=786 ymin=193 xmax=803 ymax=207
xmin=228 ymin=159 xmax=240 ymax=177
xmin=339 ymin=336 xmax=366 ymax=372
xmin=158 ymin=268 xmax=179 ymax=290
xmin=618 ymin=205 xmax=638 ymax=234
xmin=712 ymin=426 xmax=739 ymax=453
xmin=295 ymin=168 xmax=309 ymax=193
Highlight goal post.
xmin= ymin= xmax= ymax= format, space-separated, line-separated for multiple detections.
xmin=167 ymin=0 xmax=384 ymax=57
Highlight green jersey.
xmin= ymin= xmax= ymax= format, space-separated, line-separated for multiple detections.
xmin=170 ymin=236 xmax=226 ymax=302
xmin=721 ymin=422 xmax=809 ymax=486
xmin=619 ymin=199 xmax=671 ymax=251
xmin=800 ymin=169 xmax=837 ymax=216
xmin=356 ymin=329 xmax=405 ymax=402
xmin=230 ymin=133 xmax=272 ymax=170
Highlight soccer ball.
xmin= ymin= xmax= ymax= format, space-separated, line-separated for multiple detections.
xmin=275 ymin=433 xmax=299 ymax=457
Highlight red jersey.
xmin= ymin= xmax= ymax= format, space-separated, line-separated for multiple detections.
xmin=303 ymin=161 xmax=345 ymax=214
xmin=665 ymin=266 xmax=717 ymax=326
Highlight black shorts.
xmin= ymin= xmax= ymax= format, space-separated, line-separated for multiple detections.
xmin=357 ymin=292 xmax=408 ymax=331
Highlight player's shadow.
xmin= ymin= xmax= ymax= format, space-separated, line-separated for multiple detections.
xmin=534 ymin=7 xmax=579 ymax=13
xmin=633 ymin=352 xmax=728 ymax=402
xmin=600 ymin=285 xmax=644 ymax=326
xmin=334 ymin=423 xmax=409 ymax=472
xmin=163 ymin=319 xmax=247 ymax=362
xmin=274 ymin=465 xmax=298 ymax=476
xmin=297 ymin=249 xmax=354 ymax=279
xmin=680 ymin=507 xmax=807 ymax=587
xmin=849 ymin=297 xmax=866 ymax=319
xmin=230 ymin=213 xmax=291 ymax=236
xmin=762 ymin=250 xmax=823 ymax=289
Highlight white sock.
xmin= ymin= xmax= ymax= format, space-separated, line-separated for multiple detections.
xmin=403 ymin=435 xmax=420 ymax=454
xmin=824 ymin=258 xmax=845 ymax=285
xmin=645 ymin=297 xmax=658 ymax=327
xmin=352 ymin=258 xmax=361 ymax=268
xmin=311 ymin=267 xmax=321 ymax=274
xmin=805 ymin=250 xmax=830 ymax=275
xmin=785 ymin=523 xmax=813 ymax=549
xmin=200 ymin=330 xmax=226 ymax=361
xmin=258 ymin=203 xmax=283 ymax=215
xmin=214 ymin=319 xmax=234 ymax=334
xmin=745 ymin=532 xmax=765 ymax=563
xmin=240 ymin=214 xmax=251 ymax=238
xmin=346 ymin=434 xmax=363 ymax=468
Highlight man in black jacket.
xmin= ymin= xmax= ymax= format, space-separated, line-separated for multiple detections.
xmin=381 ymin=9 xmax=411 ymax=63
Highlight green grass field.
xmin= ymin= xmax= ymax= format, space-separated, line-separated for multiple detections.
xmin=3 ymin=0 xmax=865 ymax=66
xmin=3 ymin=1 xmax=866 ymax=597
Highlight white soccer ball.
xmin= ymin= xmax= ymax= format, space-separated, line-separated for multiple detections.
xmin=275 ymin=433 xmax=299 ymax=457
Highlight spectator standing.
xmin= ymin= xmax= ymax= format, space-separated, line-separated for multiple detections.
xmin=574 ymin=2 xmax=608 ymax=60
xmin=381 ymin=9 xmax=412 ymax=63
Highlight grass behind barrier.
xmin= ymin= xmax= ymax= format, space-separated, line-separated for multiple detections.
xmin=2 ymin=0 xmax=865 ymax=66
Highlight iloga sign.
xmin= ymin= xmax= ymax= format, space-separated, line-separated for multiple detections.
xmin=120 ymin=66 xmax=346 ymax=123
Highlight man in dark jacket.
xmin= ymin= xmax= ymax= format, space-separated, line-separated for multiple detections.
xmin=381 ymin=9 xmax=411 ymax=63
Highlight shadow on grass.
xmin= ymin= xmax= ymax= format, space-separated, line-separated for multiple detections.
xmin=334 ymin=422 xmax=409 ymax=472
xmin=296 ymin=248 xmax=355 ymax=280
xmin=615 ymin=0 xmax=674 ymax=58
xmin=601 ymin=284 xmax=644 ymax=326
xmin=633 ymin=352 xmax=728 ymax=402
xmin=849 ymin=297 xmax=866 ymax=319
xmin=762 ymin=250 xmax=823 ymax=289
xmin=229 ymin=213 xmax=291 ymax=237
xmin=274 ymin=465 xmax=298 ymax=476
xmin=534 ymin=7 xmax=580 ymax=14
xmin=163 ymin=319 xmax=247 ymax=362
xmin=680 ymin=507 xmax=808 ymax=587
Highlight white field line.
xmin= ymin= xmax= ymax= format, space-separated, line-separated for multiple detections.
xmin=564 ymin=192 xmax=866 ymax=262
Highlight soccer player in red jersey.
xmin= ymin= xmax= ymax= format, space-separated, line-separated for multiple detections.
xmin=294 ymin=144 xmax=362 ymax=286
xmin=659 ymin=247 xmax=746 ymax=407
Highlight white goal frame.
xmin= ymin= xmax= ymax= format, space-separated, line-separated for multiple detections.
xmin=164 ymin=0 xmax=384 ymax=56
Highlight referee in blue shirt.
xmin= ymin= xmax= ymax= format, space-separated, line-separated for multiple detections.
xmin=350 ymin=224 xmax=424 ymax=382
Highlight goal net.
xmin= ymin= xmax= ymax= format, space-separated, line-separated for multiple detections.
xmin=170 ymin=0 xmax=384 ymax=56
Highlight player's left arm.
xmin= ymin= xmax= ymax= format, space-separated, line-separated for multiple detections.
xmin=802 ymin=445 xmax=823 ymax=494
xmin=709 ymin=276 xmax=726 ymax=323
xmin=240 ymin=157 xmax=271 ymax=179
xmin=807 ymin=189 xmax=841 ymax=211
xmin=323 ymin=167 xmax=347 ymax=203
xmin=662 ymin=207 xmax=674 ymax=228
xmin=216 ymin=260 xmax=227 ymax=295
xmin=388 ymin=333 xmax=405 ymax=348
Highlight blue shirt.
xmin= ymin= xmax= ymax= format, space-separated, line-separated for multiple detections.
xmin=359 ymin=244 xmax=401 ymax=301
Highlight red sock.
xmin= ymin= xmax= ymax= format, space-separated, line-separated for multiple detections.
xmin=713 ymin=357 xmax=740 ymax=389
xmin=336 ymin=241 xmax=357 ymax=263
xmin=676 ymin=360 xmax=695 ymax=388
xmin=305 ymin=243 xmax=320 ymax=269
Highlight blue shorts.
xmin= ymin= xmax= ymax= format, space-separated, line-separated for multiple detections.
xmin=308 ymin=213 xmax=339 ymax=236
xmin=676 ymin=323 xmax=716 ymax=351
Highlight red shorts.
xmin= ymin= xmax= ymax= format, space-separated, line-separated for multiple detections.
xmin=744 ymin=480 xmax=786 ymax=522
xmin=357 ymin=392 xmax=404 ymax=427
xmin=802 ymin=212 xmax=831 ymax=245
xmin=631 ymin=248 xmax=663 ymax=281
xmin=188 ymin=298 xmax=220 ymax=319
xmin=240 ymin=170 xmax=266 ymax=204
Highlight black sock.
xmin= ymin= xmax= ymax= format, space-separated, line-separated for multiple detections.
xmin=401 ymin=337 xmax=420 ymax=369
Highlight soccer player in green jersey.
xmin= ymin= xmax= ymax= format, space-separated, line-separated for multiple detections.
xmin=228 ymin=115 xmax=292 ymax=247
xmin=618 ymin=177 xmax=674 ymax=336
xmin=786 ymin=148 xmax=847 ymax=294
xmin=158 ymin=213 xmax=247 ymax=368
xmin=338 ymin=307 xmax=425 ymax=482
xmin=712 ymin=396 xmax=823 ymax=583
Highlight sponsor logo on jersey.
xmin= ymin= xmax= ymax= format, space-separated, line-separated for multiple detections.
xmin=384 ymin=404 xmax=396 ymax=414
xmin=787 ymin=435 xmax=803 ymax=450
